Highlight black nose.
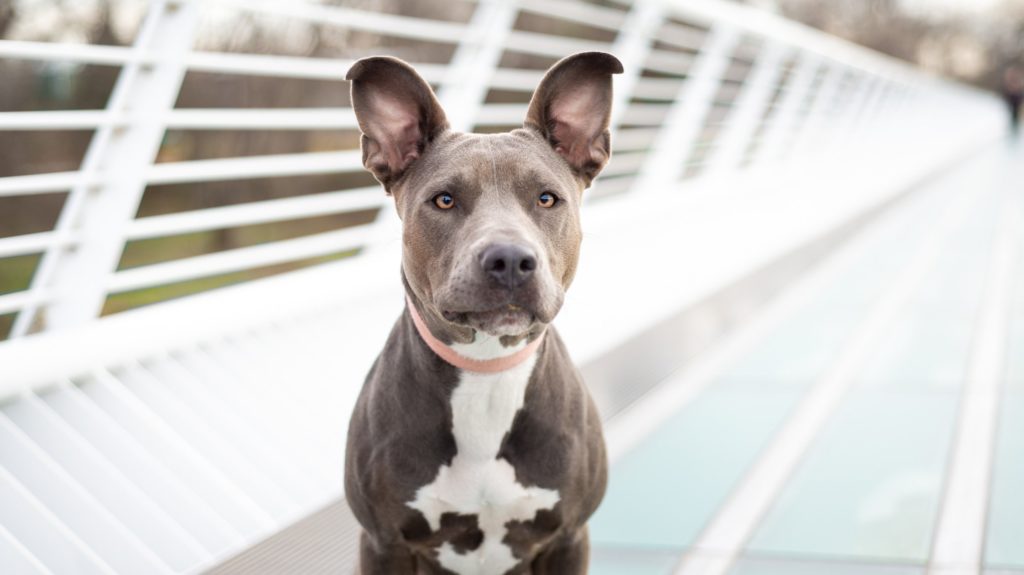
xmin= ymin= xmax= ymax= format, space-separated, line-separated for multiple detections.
xmin=479 ymin=244 xmax=537 ymax=289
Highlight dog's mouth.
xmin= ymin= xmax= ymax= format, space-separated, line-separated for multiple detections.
xmin=442 ymin=304 xmax=535 ymax=337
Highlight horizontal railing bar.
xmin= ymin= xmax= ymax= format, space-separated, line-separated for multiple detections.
xmin=503 ymin=30 xmax=614 ymax=59
xmin=124 ymin=187 xmax=384 ymax=240
xmin=644 ymin=49 xmax=695 ymax=76
xmin=0 ymin=109 xmax=357 ymax=131
xmin=107 ymin=225 xmax=375 ymax=294
xmin=0 ymin=172 xmax=87 ymax=197
xmin=187 ymin=51 xmax=446 ymax=83
xmin=654 ymin=22 xmax=708 ymax=52
xmin=0 ymin=40 xmax=134 ymax=66
xmin=146 ymin=150 xmax=363 ymax=186
xmin=621 ymin=103 xmax=671 ymax=126
xmin=0 ymin=40 xmax=447 ymax=83
xmin=213 ymin=0 xmax=468 ymax=44
xmin=474 ymin=104 xmax=528 ymax=126
xmin=602 ymin=151 xmax=648 ymax=177
xmin=0 ymin=152 xmax=364 ymax=195
xmin=0 ymin=290 xmax=49 ymax=315
xmin=613 ymin=127 xmax=660 ymax=151
xmin=516 ymin=0 xmax=628 ymax=32
xmin=633 ymin=77 xmax=685 ymax=101
xmin=165 ymin=108 xmax=358 ymax=130
xmin=590 ymin=174 xmax=635 ymax=198
xmin=0 ymin=111 xmax=121 ymax=131
xmin=0 ymin=232 xmax=77 ymax=259
xmin=489 ymin=68 xmax=545 ymax=91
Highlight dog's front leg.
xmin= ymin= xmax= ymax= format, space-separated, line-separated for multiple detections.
xmin=529 ymin=527 xmax=590 ymax=575
xmin=357 ymin=531 xmax=417 ymax=575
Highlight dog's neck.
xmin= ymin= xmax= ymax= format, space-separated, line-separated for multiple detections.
xmin=406 ymin=297 xmax=544 ymax=374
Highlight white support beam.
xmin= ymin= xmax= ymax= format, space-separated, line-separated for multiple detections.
xmin=636 ymin=24 xmax=740 ymax=189
xmin=608 ymin=1 xmax=664 ymax=133
xmin=0 ymin=232 xmax=77 ymax=259
xmin=751 ymin=52 xmax=821 ymax=168
xmin=789 ymin=62 xmax=846 ymax=163
xmin=706 ymin=39 xmax=790 ymax=175
xmin=13 ymin=0 xmax=200 ymax=335
xmin=834 ymin=75 xmax=889 ymax=156
xmin=818 ymin=72 xmax=868 ymax=155
xmin=437 ymin=0 xmax=519 ymax=132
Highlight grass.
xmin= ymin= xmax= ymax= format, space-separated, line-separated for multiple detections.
xmin=0 ymin=254 xmax=40 ymax=295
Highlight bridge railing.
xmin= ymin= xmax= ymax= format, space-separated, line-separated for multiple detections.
xmin=0 ymin=0 xmax=1001 ymax=342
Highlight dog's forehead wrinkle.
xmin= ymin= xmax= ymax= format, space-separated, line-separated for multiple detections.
xmin=485 ymin=137 xmax=499 ymax=190
xmin=421 ymin=131 xmax=574 ymax=200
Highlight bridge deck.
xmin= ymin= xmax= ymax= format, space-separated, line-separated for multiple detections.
xmin=209 ymin=141 xmax=1024 ymax=574
xmin=590 ymin=140 xmax=1024 ymax=574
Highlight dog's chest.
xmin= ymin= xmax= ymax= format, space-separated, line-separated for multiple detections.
xmin=408 ymin=354 xmax=560 ymax=574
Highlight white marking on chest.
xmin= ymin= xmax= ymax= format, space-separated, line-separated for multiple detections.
xmin=408 ymin=349 xmax=560 ymax=575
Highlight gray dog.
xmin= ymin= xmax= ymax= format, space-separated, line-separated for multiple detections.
xmin=344 ymin=51 xmax=622 ymax=575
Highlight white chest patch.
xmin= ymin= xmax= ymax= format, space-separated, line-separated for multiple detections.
xmin=407 ymin=351 xmax=560 ymax=575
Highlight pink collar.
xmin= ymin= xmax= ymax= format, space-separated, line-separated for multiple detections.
xmin=406 ymin=298 xmax=545 ymax=374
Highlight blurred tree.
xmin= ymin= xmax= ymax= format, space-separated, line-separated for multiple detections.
xmin=777 ymin=0 xmax=931 ymax=63
xmin=0 ymin=0 xmax=15 ymax=38
xmin=774 ymin=0 xmax=1024 ymax=91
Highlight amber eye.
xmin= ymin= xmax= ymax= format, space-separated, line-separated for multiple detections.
xmin=537 ymin=192 xmax=558 ymax=208
xmin=433 ymin=192 xmax=455 ymax=210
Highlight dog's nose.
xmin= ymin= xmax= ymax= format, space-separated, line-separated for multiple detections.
xmin=480 ymin=244 xmax=537 ymax=289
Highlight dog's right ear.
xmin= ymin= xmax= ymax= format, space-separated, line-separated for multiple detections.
xmin=347 ymin=56 xmax=448 ymax=192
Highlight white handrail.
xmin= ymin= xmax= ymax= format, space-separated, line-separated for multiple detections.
xmin=146 ymin=151 xmax=363 ymax=186
xmin=124 ymin=188 xmax=384 ymax=241
xmin=0 ymin=232 xmax=77 ymax=259
xmin=107 ymin=225 xmax=376 ymax=294
xmin=213 ymin=0 xmax=470 ymax=43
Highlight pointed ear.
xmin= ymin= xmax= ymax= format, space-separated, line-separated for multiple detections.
xmin=525 ymin=52 xmax=623 ymax=186
xmin=347 ymin=56 xmax=448 ymax=191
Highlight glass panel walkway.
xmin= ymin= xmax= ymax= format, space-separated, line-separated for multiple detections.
xmin=589 ymin=139 xmax=1024 ymax=575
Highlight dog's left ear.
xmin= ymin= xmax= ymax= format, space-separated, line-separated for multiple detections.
xmin=347 ymin=56 xmax=449 ymax=192
xmin=525 ymin=52 xmax=623 ymax=187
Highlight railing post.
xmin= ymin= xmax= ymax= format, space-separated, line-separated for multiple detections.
xmin=437 ymin=0 xmax=519 ymax=131
xmin=608 ymin=0 xmax=664 ymax=133
xmin=705 ymin=39 xmax=789 ymax=175
xmin=364 ymin=0 xmax=519 ymax=253
xmin=821 ymin=72 xmax=872 ymax=155
xmin=12 ymin=0 xmax=199 ymax=335
xmin=636 ymin=23 xmax=740 ymax=189
xmin=752 ymin=52 xmax=821 ymax=168
xmin=789 ymin=62 xmax=845 ymax=163
xmin=834 ymin=74 xmax=889 ymax=156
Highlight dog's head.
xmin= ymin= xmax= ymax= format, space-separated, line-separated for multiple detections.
xmin=348 ymin=52 xmax=622 ymax=345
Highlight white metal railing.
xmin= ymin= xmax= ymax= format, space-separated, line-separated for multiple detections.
xmin=0 ymin=0 xmax=1000 ymax=341
xmin=0 ymin=0 xmax=1007 ymax=572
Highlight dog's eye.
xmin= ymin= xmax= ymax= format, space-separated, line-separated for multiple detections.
xmin=432 ymin=192 xmax=455 ymax=210
xmin=537 ymin=192 xmax=559 ymax=208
